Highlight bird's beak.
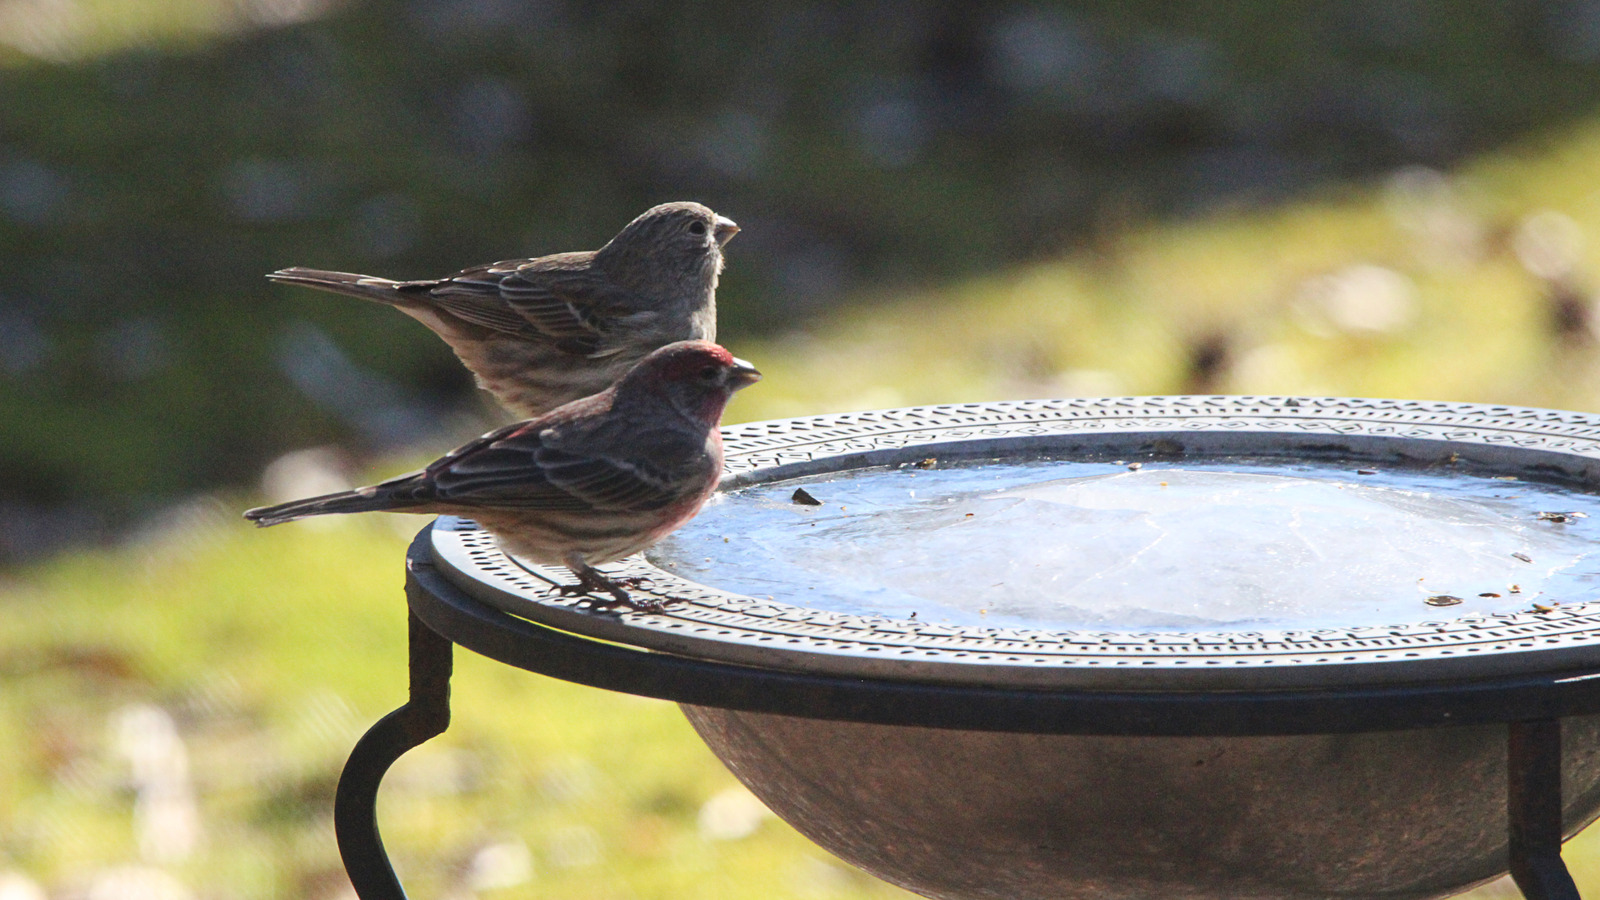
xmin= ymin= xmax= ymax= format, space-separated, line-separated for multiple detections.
xmin=727 ymin=357 xmax=761 ymax=391
xmin=713 ymin=216 xmax=740 ymax=246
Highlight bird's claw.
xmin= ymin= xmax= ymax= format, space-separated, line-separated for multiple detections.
xmin=581 ymin=594 xmax=669 ymax=614
xmin=554 ymin=574 xmax=668 ymax=613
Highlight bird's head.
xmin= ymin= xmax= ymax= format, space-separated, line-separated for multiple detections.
xmin=617 ymin=340 xmax=761 ymax=425
xmin=597 ymin=202 xmax=739 ymax=294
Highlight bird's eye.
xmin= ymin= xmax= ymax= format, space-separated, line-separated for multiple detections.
xmin=698 ymin=365 xmax=720 ymax=380
xmin=689 ymin=221 xmax=707 ymax=235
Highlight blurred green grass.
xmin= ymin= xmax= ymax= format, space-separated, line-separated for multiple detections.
xmin=18 ymin=5 xmax=1600 ymax=892
xmin=15 ymin=115 xmax=1600 ymax=898
xmin=16 ymin=0 xmax=1600 ymax=535
xmin=1 ymin=515 xmax=914 ymax=899
xmin=729 ymin=119 xmax=1600 ymax=427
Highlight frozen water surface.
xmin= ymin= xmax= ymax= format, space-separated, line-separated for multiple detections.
xmin=647 ymin=459 xmax=1600 ymax=632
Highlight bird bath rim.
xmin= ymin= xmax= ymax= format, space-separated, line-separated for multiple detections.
xmin=429 ymin=396 xmax=1600 ymax=691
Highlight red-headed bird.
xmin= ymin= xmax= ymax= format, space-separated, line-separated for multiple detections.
xmin=268 ymin=202 xmax=739 ymax=418
xmin=245 ymin=341 xmax=760 ymax=610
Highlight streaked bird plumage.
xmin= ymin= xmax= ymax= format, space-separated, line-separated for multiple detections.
xmin=245 ymin=340 xmax=761 ymax=609
xmin=268 ymin=201 xmax=739 ymax=418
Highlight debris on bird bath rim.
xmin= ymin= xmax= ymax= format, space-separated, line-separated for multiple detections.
xmin=791 ymin=488 xmax=822 ymax=506
xmin=1150 ymin=438 xmax=1184 ymax=456
xmin=1426 ymin=595 xmax=1464 ymax=607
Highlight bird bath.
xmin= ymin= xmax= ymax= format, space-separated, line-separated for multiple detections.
xmin=655 ymin=460 xmax=1600 ymax=640
xmin=365 ymin=398 xmax=1600 ymax=900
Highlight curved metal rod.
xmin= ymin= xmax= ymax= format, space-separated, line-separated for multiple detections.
xmin=335 ymin=600 xmax=454 ymax=900
xmin=1509 ymin=719 xmax=1581 ymax=900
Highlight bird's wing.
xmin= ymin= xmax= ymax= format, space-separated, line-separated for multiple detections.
xmin=534 ymin=446 xmax=688 ymax=510
xmin=390 ymin=261 xmax=542 ymax=336
xmin=422 ymin=420 xmax=689 ymax=512
xmin=497 ymin=255 xmax=647 ymax=356
xmin=414 ymin=253 xmax=648 ymax=355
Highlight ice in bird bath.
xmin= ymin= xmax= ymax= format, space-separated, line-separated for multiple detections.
xmin=647 ymin=459 xmax=1600 ymax=631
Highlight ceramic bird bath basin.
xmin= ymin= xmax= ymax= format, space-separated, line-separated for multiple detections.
xmin=422 ymin=397 xmax=1600 ymax=900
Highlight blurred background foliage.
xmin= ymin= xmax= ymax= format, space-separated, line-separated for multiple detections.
xmin=12 ymin=0 xmax=1600 ymax=898
xmin=12 ymin=0 xmax=1600 ymax=557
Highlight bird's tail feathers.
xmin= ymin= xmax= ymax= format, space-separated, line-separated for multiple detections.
xmin=267 ymin=268 xmax=411 ymax=305
xmin=244 ymin=485 xmax=423 ymax=527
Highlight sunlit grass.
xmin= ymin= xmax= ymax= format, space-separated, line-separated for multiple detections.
xmin=18 ymin=102 xmax=1600 ymax=900
xmin=0 ymin=513 xmax=910 ymax=898
xmin=728 ymin=122 xmax=1600 ymax=427
xmin=0 ymin=0 xmax=334 ymax=65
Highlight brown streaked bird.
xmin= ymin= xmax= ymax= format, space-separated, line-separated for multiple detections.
xmin=245 ymin=341 xmax=761 ymax=611
xmin=268 ymin=202 xmax=739 ymax=418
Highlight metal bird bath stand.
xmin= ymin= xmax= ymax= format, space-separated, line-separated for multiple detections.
xmin=335 ymin=398 xmax=1600 ymax=900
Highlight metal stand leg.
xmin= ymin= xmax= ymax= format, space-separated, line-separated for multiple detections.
xmin=1510 ymin=719 xmax=1581 ymax=900
xmin=335 ymin=601 xmax=454 ymax=900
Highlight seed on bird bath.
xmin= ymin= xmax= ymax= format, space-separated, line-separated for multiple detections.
xmin=792 ymin=488 xmax=822 ymax=506
xmin=1494 ymin=476 xmax=1519 ymax=481
xmin=1479 ymin=592 xmax=1501 ymax=598
xmin=915 ymin=458 xmax=937 ymax=469
xmin=1538 ymin=511 xmax=1588 ymax=523
xmin=1511 ymin=585 xmax=1523 ymax=593
xmin=1358 ymin=469 xmax=1378 ymax=475
xmin=1127 ymin=463 xmax=1143 ymax=471
xmin=1426 ymin=595 xmax=1464 ymax=607
xmin=1534 ymin=604 xmax=1556 ymax=613
xmin=1513 ymin=552 xmax=1533 ymax=563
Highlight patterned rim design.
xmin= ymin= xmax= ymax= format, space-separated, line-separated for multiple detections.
xmin=430 ymin=397 xmax=1600 ymax=690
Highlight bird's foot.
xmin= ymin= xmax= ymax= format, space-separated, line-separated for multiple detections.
xmin=555 ymin=573 xmax=668 ymax=613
